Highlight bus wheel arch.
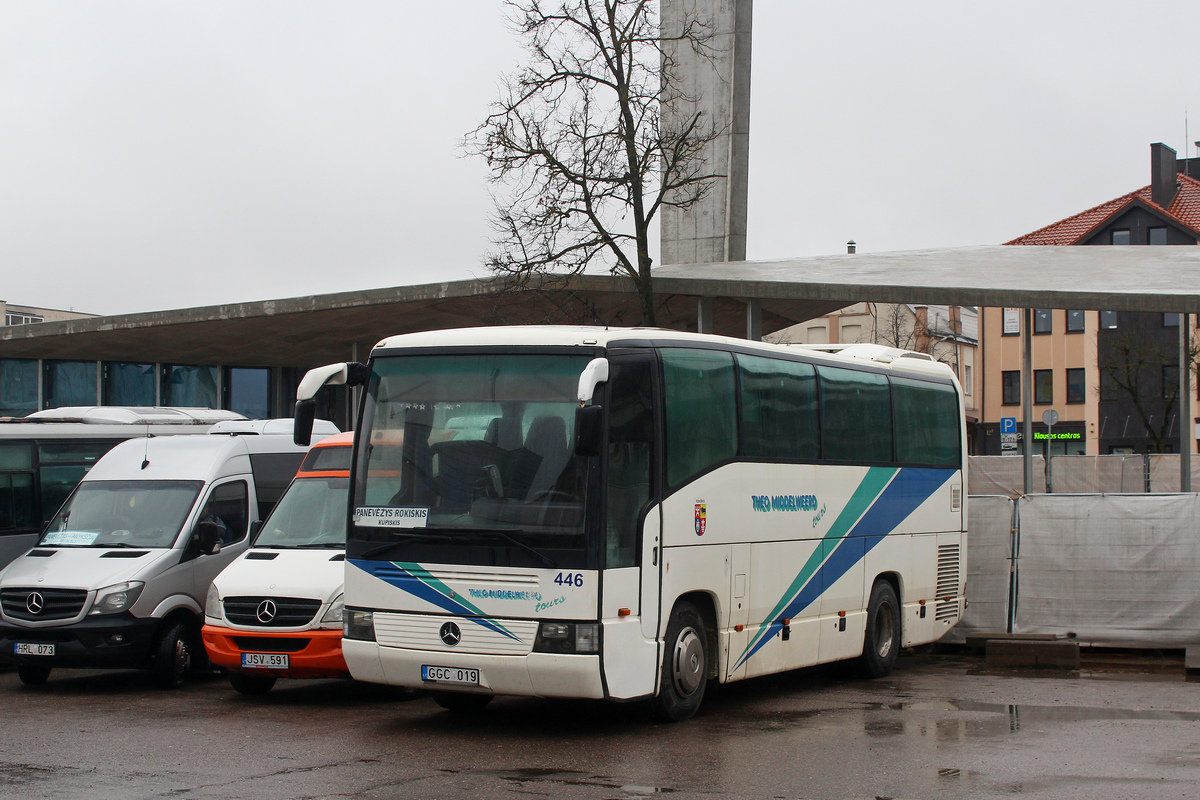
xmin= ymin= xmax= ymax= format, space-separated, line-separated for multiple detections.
xmin=651 ymin=595 xmax=714 ymax=722
xmin=858 ymin=578 xmax=901 ymax=679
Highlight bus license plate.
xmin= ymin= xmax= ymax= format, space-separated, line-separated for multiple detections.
xmin=242 ymin=653 xmax=288 ymax=669
xmin=14 ymin=643 xmax=54 ymax=656
xmin=422 ymin=665 xmax=479 ymax=685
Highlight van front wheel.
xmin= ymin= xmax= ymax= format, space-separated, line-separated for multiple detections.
xmin=153 ymin=621 xmax=193 ymax=689
xmin=18 ymin=664 xmax=51 ymax=685
xmin=230 ymin=672 xmax=277 ymax=696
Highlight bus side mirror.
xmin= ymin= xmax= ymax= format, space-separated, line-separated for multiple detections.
xmin=196 ymin=521 xmax=223 ymax=556
xmin=575 ymin=405 xmax=603 ymax=457
xmin=294 ymin=399 xmax=317 ymax=446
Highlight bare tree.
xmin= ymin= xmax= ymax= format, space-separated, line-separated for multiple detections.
xmin=1098 ymin=316 xmax=1199 ymax=453
xmin=466 ymin=0 xmax=722 ymax=326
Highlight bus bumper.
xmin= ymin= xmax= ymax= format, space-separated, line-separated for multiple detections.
xmin=201 ymin=625 xmax=349 ymax=679
xmin=342 ymin=638 xmax=605 ymax=699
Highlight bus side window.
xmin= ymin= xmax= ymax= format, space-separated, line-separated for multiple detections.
xmin=0 ymin=443 xmax=36 ymax=532
xmin=738 ymin=355 xmax=819 ymax=460
xmin=893 ymin=378 xmax=961 ymax=466
xmin=606 ymin=360 xmax=654 ymax=569
xmin=818 ymin=366 xmax=892 ymax=463
xmin=662 ymin=349 xmax=737 ymax=486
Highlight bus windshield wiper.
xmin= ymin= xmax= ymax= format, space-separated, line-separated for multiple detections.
xmin=460 ymin=528 xmax=557 ymax=568
xmin=357 ymin=529 xmax=556 ymax=568
xmin=359 ymin=532 xmax=456 ymax=560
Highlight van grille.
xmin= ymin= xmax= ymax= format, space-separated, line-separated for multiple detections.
xmin=1 ymin=588 xmax=88 ymax=621
xmin=223 ymin=596 xmax=321 ymax=627
xmin=935 ymin=544 xmax=961 ymax=622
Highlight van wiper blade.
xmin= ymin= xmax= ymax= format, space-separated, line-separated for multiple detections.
xmin=93 ymin=542 xmax=138 ymax=548
xmin=294 ymin=542 xmax=346 ymax=549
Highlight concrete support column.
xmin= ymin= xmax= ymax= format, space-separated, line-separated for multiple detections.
xmin=1022 ymin=308 xmax=1034 ymax=495
xmin=745 ymin=298 xmax=762 ymax=341
xmin=1181 ymin=313 xmax=1192 ymax=491
xmin=660 ymin=0 xmax=753 ymax=266
xmin=697 ymin=297 xmax=714 ymax=334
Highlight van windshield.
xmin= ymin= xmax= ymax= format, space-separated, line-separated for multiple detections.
xmin=40 ymin=480 xmax=204 ymax=549
xmin=254 ymin=476 xmax=349 ymax=548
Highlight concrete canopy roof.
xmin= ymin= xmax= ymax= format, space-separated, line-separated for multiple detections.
xmin=3 ymin=244 xmax=1198 ymax=370
xmin=652 ymin=245 xmax=1200 ymax=313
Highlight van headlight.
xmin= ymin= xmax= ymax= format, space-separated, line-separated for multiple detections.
xmin=89 ymin=582 xmax=145 ymax=616
xmin=320 ymin=593 xmax=345 ymax=627
xmin=205 ymin=584 xmax=222 ymax=622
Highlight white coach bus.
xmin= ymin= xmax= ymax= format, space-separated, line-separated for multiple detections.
xmin=294 ymin=326 xmax=966 ymax=721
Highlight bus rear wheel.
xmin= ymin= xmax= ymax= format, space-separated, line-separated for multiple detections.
xmin=651 ymin=600 xmax=708 ymax=722
xmin=858 ymin=580 xmax=900 ymax=679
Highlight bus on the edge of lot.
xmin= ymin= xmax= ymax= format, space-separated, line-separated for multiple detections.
xmin=293 ymin=326 xmax=967 ymax=721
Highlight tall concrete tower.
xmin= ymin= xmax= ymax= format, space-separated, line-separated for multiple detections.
xmin=659 ymin=0 xmax=753 ymax=266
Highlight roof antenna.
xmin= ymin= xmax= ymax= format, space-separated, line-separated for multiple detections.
xmin=140 ymin=424 xmax=151 ymax=470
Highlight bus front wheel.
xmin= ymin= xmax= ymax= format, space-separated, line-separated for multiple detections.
xmin=651 ymin=601 xmax=708 ymax=722
xmin=432 ymin=691 xmax=493 ymax=713
xmin=858 ymin=580 xmax=900 ymax=679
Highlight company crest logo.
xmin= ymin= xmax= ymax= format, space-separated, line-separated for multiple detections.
xmin=694 ymin=503 xmax=707 ymax=536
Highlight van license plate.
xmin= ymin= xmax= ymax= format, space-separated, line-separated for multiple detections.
xmin=422 ymin=665 xmax=479 ymax=685
xmin=14 ymin=643 xmax=54 ymax=656
xmin=242 ymin=653 xmax=288 ymax=669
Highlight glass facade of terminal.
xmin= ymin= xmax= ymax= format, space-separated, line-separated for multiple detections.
xmin=0 ymin=359 xmax=293 ymax=423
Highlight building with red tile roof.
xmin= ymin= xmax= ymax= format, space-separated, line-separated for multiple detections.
xmin=978 ymin=143 xmax=1199 ymax=459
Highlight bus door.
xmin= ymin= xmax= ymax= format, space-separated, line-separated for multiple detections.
xmin=600 ymin=354 xmax=660 ymax=698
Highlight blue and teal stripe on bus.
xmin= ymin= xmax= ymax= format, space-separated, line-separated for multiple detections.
xmin=733 ymin=467 xmax=954 ymax=670
xmin=348 ymin=560 xmax=523 ymax=641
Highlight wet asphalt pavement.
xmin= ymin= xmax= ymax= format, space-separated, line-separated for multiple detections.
xmin=3 ymin=653 xmax=1200 ymax=800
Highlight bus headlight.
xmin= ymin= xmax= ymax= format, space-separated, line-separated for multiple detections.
xmin=533 ymin=621 xmax=599 ymax=654
xmin=321 ymin=594 xmax=345 ymax=627
xmin=205 ymin=584 xmax=222 ymax=621
xmin=89 ymin=582 xmax=145 ymax=616
xmin=344 ymin=609 xmax=375 ymax=641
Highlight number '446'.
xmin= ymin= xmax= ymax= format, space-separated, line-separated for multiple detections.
xmin=554 ymin=572 xmax=584 ymax=588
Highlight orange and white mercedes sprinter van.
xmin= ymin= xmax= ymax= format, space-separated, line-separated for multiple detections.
xmin=202 ymin=432 xmax=353 ymax=694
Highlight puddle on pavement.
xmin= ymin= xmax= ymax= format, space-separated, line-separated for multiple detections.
xmin=497 ymin=767 xmax=676 ymax=795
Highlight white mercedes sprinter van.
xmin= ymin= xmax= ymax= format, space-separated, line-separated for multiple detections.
xmin=0 ymin=419 xmax=337 ymax=688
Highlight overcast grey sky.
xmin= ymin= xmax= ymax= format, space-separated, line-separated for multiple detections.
xmin=2 ymin=1 xmax=1198 ymax=316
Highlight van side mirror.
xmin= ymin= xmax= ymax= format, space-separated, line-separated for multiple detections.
xmin=196 ymin=521 xmax=223 ymax=556
xmin=294 ymin=399 xmax=317 ymax=446
xmin=574 ymin=405 xmax=603 ymax=457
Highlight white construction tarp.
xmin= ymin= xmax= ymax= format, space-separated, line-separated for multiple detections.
xmin=942 ymin=496 xmax=1013 ymax=644
xmin=967 ymin=456 xmax=1045 ymax=496
xmin=1013 ymin=493 xmax=1200 ymax=647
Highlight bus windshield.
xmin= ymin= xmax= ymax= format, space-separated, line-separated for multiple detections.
xmin=254 ymin=476 xmax=349 ymax=548
xmin=354 ymin=353 xmax=592 ymax=569
xmin=41 ymin=480 xmax=204 ymax=548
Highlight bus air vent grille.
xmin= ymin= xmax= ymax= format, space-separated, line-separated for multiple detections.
xmin=950 ymin=485 xmax=962 ymax=512
xmin=935 ymin=544 xmax=961 ymax=622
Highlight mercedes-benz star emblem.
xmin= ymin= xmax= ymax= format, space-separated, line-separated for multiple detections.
xmin=26 ymin=592 xmax=44 ymax=615
xmin=439 ymin=621 xmax=462 ymax=647
xmin=256 ymin=599 xmax=277 ymax=623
